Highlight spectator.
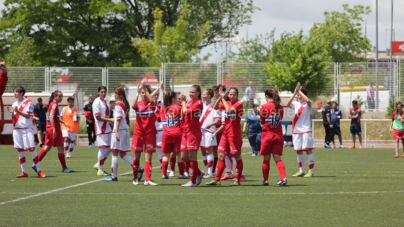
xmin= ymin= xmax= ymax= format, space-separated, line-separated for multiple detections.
xmin=33 ymin=98 xmax=47 ymax=147
xmin=109 ymin=99 xmax=116 ymax=118
xmin=243 ymin=104 xmax=262 ymax=156
xmin=244 ymin=81 xmax=255 ymax=108
xmin=348 ymin=100 xmax=363 ymax=149
xmin=322 ymin=100 xmax=332 ymax=148
xmin=366 ymin=81 xmax=375 ymax=111
xmin=83 ymin=96 xmax=96 ymax=147
xmin=330 ymin=101 xmax=344 ymax=148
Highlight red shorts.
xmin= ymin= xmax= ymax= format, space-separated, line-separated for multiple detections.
xmin=161 ymin=142 xmax=181 ymax=153
xmin=260 ymin=132 xmax=284 ymax=156
xmin=44 ymin=128 xmax=63 ymax=147
xmin=217 ymin=135 xmax=242 ymax=155
xmin=131 ymin=134 xmax=156 ymax=153
xmin=393 ymin=129 xmax=404 ymax=140
xmin=181 ymin=130 xmax=202 ymax=151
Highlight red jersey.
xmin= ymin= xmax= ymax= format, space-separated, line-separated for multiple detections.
xmin=46 ymin=101 xmax=61 ymax=130
xmin=181 ymin=99 xmax=203 ymax=133
xmin=0 ymin=71 xmax=8 ymax=96
xmin=161 ymin=104 xmax=182 ymax=141
xmin=133 ymin=100 xmax=157 ymax=135
xmin=222 ymin=100 xmax=243 ymax=137
xmin=260 ymin=101 xmax=284 ymax=135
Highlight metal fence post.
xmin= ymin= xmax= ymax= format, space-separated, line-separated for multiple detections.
xmin=364 ymin=121 xmax=367 ymax=148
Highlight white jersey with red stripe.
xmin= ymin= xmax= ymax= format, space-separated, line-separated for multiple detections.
xmin=291 ymin=100 xmax=312 ymax=134
xmin=113 ymin=101 xmax=130 ymax=130
xmin=12 ymin=98 xmax=34 ymax=129
xmin=200 ymin=102 xmax=219 ymax=134
xmin=93 ymin=97 xmax=112 ymax=135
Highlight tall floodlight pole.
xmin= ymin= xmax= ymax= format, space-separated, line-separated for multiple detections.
xmin=390 ymin=0 xmax=394 ymax=95
xmin=375 ymin=0 xmax=379 ymax=110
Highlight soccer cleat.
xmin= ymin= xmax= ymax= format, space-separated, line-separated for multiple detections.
xmin=178 ymin=174 xmax=189 ymax=179
xmin=39 ymin=143 xmax=43 ymax=148
xmin=348 ymin=145 xmax=355 ymax=149
xmin=97 ymin=170 xmax=110 ymax=176
xmin=181 ymin=181 xmax=197 ymax=187
xmin=183 ymin=172 xmax=189 ymax=177
xmin=240 ymin=175 xmax=246 ymax=182
xmin=230 ymin=180 xmax=240 ymax=186
xmin=31 ymin=164 xmax=38 ymax=173
xmin=359 ymin=145 xmax=363 ymax=149
xmin=196 ymin=172 xmax=205 ymax=186
xmin=221 ymin=173 xmax=234 ymax=181
xmin=203 ymin=173 xmax=214 ymax=179
xmin=292 ymin=172 xmax=305 ymax=177
xmin=103 ymin=176 xmax=118 ymax=181
xmin=132 ymin=178 xmax=139 ymax=185
xmin=274 ymin=179 xmax=287 ymax=187
xmin=395 ymin=154 xmax=399 ymax=158
xmin=323 ymin=143 xmax=331 ymax=148
xmin=169 ymin=170 xmax=175 ymax=177
xmin=162 ymin=175 xmax=169 ymax=179
xmin=303 ymin=172 xmax=314 ymax=178
xmin=137 ymin=167 xmax=144 ymax=181
xmin=340 ymin=145 xmax=345 ymax=149
xmin=17 ymin=172 xmax=28 ymax=178
xmin=62 ymin=168 xmax=75 ymax=173
xmin=252 ymin=153 xmax=257 ymax=157
xmin=37 ymin=170 xmax=46 ymax=178
xmin=93 ymin=163 xmax=99 ymax=171
xmin=65 ymin=152 xmax=72 ymax=158
xmin=332 ymin=145 xmax=336 ymax=149
xmin=263 ymin=181 xmax=269 ymax=186
xmin=206 ymin=180 xmax=221 ymax=186
xmin=144 ymin=180 xmax=158 ymax=186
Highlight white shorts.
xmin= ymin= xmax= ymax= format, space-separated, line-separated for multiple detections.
xmin=62 ymin=130 xmax=76 ymax=141
xmin=13 ymin=128 xmax=36 ymax=151
xmin=292 ymin=132 xmax=315 ymax=152
xmin=200 ymin=129 xmax=217 ymax=148
xmin=97 ymin=133 xmax=111 ymax=148
xmin=111 ymin=130 xmax=130 ymax=152
xmin=156 ymin=130 xmax=163 ymax=148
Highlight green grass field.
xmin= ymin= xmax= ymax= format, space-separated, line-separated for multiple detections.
xmin=0 ymin=145 xmax=402 ymax=227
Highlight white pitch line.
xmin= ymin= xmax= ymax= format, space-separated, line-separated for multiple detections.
xmin=2 ymin=190 xmax=404 ymax=196
xmin=0 ymin=152 xmax=253 ymax=206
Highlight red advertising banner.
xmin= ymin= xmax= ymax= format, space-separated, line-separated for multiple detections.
xmin=392 ymin=41 xmax=404 ymax=53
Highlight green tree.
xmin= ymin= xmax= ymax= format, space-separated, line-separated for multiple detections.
xmin=229 ymin=31 xmax=274 ymax=63
xmin=310 ymin=4 xmax=372 ymax=62
xmin=0 ymin=0 xmax=255 ymax=67
xmin=134 ymin=5 xmax=210 ymax=67
xmin=264 ymin=31 xmax=330 ymax=96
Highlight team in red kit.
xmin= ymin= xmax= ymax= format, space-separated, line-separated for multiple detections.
xmin=10 ymin=79 xmax=317 ymax=187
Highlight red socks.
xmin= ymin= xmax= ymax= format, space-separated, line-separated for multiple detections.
xmin=162 ymin=161 xmax=168 ymax=176
xmin=276 ymin=160 xmax=286 ymax=180
xmin=132 ymin=159 xmax=140 ymax=179
xmin=235 ymin=159 xmax=243 ymax=182
xmin=38 ymin=149 xmax=47 ymax=161
xmin=58 ymin=153 xmax=67 ymax=169
xmin=144 ymin=161 xmax=152 ymax=181
xmin=262 ymin=160 xmax=270 ymax=182
xmin=214 ymin=159 xmax=225 ymax=182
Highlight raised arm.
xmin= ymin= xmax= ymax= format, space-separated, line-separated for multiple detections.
xmin=131 ymin=82 xmax=142 ymax=110
xmin=286 ymin=82 xmax=301 ymax=107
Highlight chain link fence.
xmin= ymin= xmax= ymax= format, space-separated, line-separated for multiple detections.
xmin=5 ymin=67 xmax=47 ymax=93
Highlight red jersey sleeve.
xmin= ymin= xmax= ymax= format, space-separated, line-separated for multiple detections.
xmin=392 ymin=112 xmax=397 ymax=121
xmin=184 ymin=100 xmax=202 ymax=116
xmin=232 ymin=101 xmax=243 ymax=118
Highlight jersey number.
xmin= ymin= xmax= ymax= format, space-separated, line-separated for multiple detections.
xmin=166 ymin=114 xmax=175 ymax=127
xmin=270 ymin=113 xmax=281 ymax=128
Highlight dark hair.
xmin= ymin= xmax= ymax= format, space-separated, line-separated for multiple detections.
xmin=141 ymin=85 xmax=152 ymax=94
xmin=396 ymin=101 xmax=403 ymax=114
xmin=212 ymin=84 xmax=226 ymax=92
xmin=352 ymin=100 xmax=358 ymax=105
xmin=37 ymin=98 xmax=42 ymax=102
xmin=332 ymin=101 xmax=338 ymax=106
xmin=67 ymin=97 xmax=74 ymax=102
xmin=191 ymin=84 xmax=201 ymax=99
xmin=229 ymin=87 xmax=239 ymax=96
xmin=48 ymin=90 xmax=62 ymax=106
xmin=13 ymin=86 xmax=26 ymax=96
xmin=114 ymin=86 xmax=130 ymax=125
xmin=300 ymin=88 xmax=308 ymax=97
xmin=98 ymin=86 xmax=107 ymax=93
xmin=205 ymin=88 xmax=214 ymax=98
xmin=265 ymin=88 xmax=281 ymax=110
xmin=164 ymin=91 xmax=180 ymax=107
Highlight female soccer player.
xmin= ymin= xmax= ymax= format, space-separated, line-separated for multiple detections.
xmin=286 ymin=82 xmax=315 ymax=178
xmin=132 ymin=82 xmax=158 ymax=186
xmin=104 ymin=86 xmax=131 ymax=181
xmin=389 ymin=101 xmax=404 ymax=158
xmin=32 ymin=90 xmax=74 ymax=173
xmin=9 ymin=86 xmax=46 ymax=178
xmin=61 ymin=96 xmax=79 ymax=158
xmin=180 ymin=85 xmax=204 ymax=187
xmin=200 ymin=88 xmax=220 ymax=178
xmin=160 ymin=91 xmax=185 ymax=179
xmin=259 ymin=88 xmax=287 ymax=186
xmin=206 ymin=87 xmax=244 ymax=186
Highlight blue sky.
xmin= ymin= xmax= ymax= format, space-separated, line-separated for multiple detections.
xmin=1 ymin=0 xmax=402 ymax=63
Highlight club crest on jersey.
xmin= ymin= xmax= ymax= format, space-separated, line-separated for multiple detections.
xmin=225 ymin=112 xmax=236 ymax=119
